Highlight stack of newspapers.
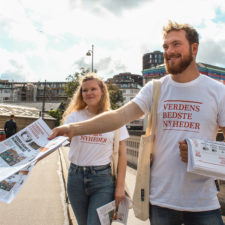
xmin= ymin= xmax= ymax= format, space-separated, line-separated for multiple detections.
xmin=186 ymin=138 xmax=225 ymax=180
xmin=0 ymin=118 xmax=68 ymax=203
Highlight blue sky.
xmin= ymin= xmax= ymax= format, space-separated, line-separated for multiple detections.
xmin=0 ymin=0 xmax=225 ymax=82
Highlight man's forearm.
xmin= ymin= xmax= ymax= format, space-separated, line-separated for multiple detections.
xmin=69 ymin=110 xmax=123 ymax=136
xmin=68 ymin=102 xmax=144 ymax=136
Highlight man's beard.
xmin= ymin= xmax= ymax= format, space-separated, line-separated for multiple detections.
xmin=165 ymin=48 xmax=193 ymax=75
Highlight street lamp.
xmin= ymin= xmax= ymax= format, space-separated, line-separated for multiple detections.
xmin=86 ymin=44 xmax=94 ymax=72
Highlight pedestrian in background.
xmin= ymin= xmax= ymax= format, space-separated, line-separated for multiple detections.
xmin=50 ymin=21 xmax=225 ymax=225
xmin=4 ymin=114 xmax=17 ymax=139
xmin=61 ymin=73 xmax=129 ymax=225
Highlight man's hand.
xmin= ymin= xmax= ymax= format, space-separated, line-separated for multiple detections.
xmin=48 ymin=124 xmax=73 ymax=140
xmin=179 ymin=140 xmax=188 ymax=163
xmin=115 ymin=186 xmax=125 ymax=209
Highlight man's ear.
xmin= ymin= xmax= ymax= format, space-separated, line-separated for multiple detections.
xmin=192 ymin=43 xmax=198 ymax=57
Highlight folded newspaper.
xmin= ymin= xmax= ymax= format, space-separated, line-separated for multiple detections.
xmin=97 ymin=196 xmax=130 ymax=225
xmin=186 ymin=138 xmax=225 ymax=180
xmin=0 ymin=118 xmax=68 ymax=203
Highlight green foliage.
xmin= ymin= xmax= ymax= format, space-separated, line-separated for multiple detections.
xmin=48 ymin=108 xmax=63 ymax=126
xmin=64 ymin=72 xmax=80 ymax=98
xmin=107 ymin=84 xmax=124 ymax=109
xmin=64 ymin=68 xmax=92 ymax=98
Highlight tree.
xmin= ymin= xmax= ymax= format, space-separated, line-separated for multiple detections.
xmin=48 ymin=108 xmax=63 ymax=126
xmin=107 ymin=83 xmax=124 ymax=109
xmin=64 ymin=68 xmax=91 ymax=98
xmin=48 ymin=101 xmax=67 ymax=126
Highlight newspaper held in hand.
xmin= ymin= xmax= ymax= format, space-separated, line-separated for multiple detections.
xmin=97 ymin=196 xmax=130 ymax=225
xmin=0 ymin=118 xmax=68 ymax=203
xmin=186 ymin=138 xmax=225 ymax=180
xmin=0 ymin=162 xmax=35 ymax=203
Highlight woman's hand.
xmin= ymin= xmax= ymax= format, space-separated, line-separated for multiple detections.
xmin=179 ymin=140 xmax=188 ymax=163
xmin=48 ymin=124 xmax=73 ymax=140
xmin=115 ymin=185 xmax=125 ymax=208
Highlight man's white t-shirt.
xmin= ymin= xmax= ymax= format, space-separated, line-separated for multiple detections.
xmin=65 ymin=109 xmax=129 ymax=166
xmin=132 ymin=74 xmax=225 ymax=211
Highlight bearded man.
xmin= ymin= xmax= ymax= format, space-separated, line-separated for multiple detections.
xmin=50 ymin=21 xmax=225 ymax=225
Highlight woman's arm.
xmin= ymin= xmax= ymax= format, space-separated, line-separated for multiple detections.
xmin=115 ymin=140 xmax=127 ymax=208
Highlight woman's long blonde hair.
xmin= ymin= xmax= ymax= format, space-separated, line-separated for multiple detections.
xmin=61 ymin=73 xmax=110 ymax=124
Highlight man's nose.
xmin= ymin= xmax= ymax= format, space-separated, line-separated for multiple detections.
xmin=166 ymin=45 xmax=176 ymax=55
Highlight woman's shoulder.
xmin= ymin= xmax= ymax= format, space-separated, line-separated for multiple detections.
xmin=65 ymin=109 xmax=86 ymax=123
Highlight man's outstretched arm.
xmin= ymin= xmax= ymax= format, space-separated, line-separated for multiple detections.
xmin=49 ymin=101 xmax=144 ymax=139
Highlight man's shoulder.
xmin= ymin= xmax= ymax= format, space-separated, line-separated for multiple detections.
xmin=200 ymin=74 xmax=224 ymax=86
xmin=144 ymin=75 xmax=170 ymax=87
xmin=199 ymin=75 xmax=225 ymax=95
xmin=5 ymin=120 xmax=10 ymax=124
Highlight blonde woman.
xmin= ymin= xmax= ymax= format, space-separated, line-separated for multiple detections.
xmin=63 ymin=73 xmax=129 ymax=225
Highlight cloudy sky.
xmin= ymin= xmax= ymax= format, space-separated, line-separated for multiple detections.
xmin=1 ymin=0 xmax=225 ymax=82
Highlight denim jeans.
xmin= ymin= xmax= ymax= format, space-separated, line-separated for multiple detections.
xmin=150 ymin=204 xmax=224 ymax=225
xmin=67 ymin=163 xmax=115 ymax=225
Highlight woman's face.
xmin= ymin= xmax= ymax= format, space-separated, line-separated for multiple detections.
xmin=81 ymin=79 xmax=103 ymax=108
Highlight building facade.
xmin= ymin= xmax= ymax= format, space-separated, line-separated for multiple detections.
xmin=0 ymin=104 xmax=56 ymax=130
xmin=106 ymin=72 xmax=143 ymax=130
xmin=0 ymin=80 xmax=14 ymax=102
xmin=0 ymin=81 xmax=67 ymax=103
xmin=142 ymin=62 xmax=225 ymax=84
xmin=143 ymin=50 xmax=164 ymax=70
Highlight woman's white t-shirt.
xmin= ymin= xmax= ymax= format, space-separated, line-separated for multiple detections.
xmin=132 ymin=74 xmax=225 ymax=211
xmin=65 ymin=109 xmax=129 ymax=166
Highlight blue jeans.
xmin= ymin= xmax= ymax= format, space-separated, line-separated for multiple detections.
xmin=150 ymin=204 xmax=224 ymax=225
xmin=67 ymin=163 xmax=115 ymax=225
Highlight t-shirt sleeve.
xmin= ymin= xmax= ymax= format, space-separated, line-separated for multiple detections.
xmin=64 ymin=112 xmax=76 ymax=125
xmin=119 ymin=125 xmax=129 ymax=141
xmin=132 ymin=80 xmax=153 ymax=114
xmin=218 ymin=84 xmax=225 ymax=127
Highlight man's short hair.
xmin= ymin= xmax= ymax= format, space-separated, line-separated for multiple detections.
xmin=10 ymin=114 xmax=15 ymax=119
xmin=163 ymin=20 xmax=199 ymax=45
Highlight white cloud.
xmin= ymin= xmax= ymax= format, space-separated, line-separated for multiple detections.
xmin=0 ymin=0 xmax=225 ymax=81
xmin=0 ymin=48 xmax=35 ymax=81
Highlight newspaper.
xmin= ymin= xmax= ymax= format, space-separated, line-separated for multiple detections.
xmin=0 ymin=118 xmax=68 ymax=203
xmin=186 ymin=138 xmax=225 ymax=180
xmin=97 ymin=196 xmax=130 ymax=225
xmin=0 ymin=163 xmax=35 ymax=203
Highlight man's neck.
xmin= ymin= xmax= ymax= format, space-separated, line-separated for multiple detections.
xmin=171 ymin=62 xmax=200 ymax=83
